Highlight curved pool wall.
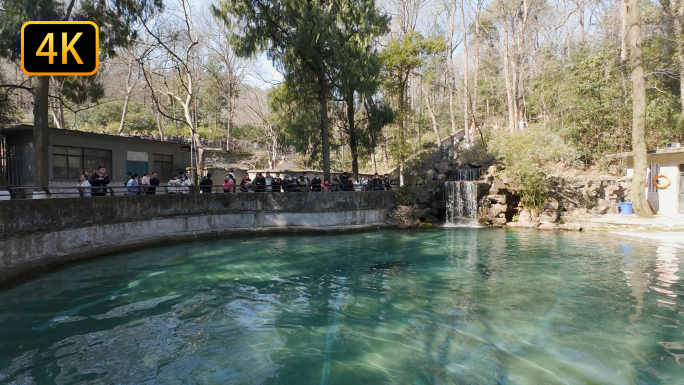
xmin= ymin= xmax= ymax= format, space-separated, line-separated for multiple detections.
xmin=0 ymin=191 xmax=396 ymax=284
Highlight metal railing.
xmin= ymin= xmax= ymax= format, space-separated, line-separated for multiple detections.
xmin=0 ymin=157 xmax=22 ymax=185
xmin=1 ymin=182 xmax=397 ymax=199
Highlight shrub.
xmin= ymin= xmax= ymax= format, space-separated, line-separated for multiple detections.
xmin=488 ymin=124 xmax=577 ymax=210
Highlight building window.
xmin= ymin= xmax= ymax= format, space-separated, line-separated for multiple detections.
xmin=153 ymin=154 xmax=173 ymax=181
xmin=53 ymin=146 xmax=112 ymax=179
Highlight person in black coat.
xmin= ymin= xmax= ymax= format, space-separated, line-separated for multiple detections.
xmin=89 ymin=166 xmax=110 ymax=196
xmin=272 ymin=173 xmax=282 ymax=192
xmin=371 ymin=173 xmax=382 ymax=190
xmin=311 ymin=174 xmax=322 ymax=192
xmin=254 ymin=172 xmax=266 ymax=192
xmin=199 ymin=173 xmax=213 ymax=194
xmin=147 ymin=171 xmax=160 ymax=194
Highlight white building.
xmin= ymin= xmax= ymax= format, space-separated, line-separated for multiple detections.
xmin=607 ymin=144 xmax=684 ymax=215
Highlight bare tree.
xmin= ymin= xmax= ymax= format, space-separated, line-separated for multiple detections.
xmin=139 ymin=0 xmax=206 ymax=179
xmin=117 ymin=57 xmax=140 ymax=134
xmin=620 ymin=0 xmax=629 ymax=67
xmin=459 ymin=0 xmax=471 ymax=143
xmin=420 ymin=81 xmax=441 ymax=145
xmin=200 ymin=11 xmax=252 ymax=151
xmin=499 ymin=1 xmax=516 ymax=133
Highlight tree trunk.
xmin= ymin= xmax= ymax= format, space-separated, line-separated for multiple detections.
xmin=579 ymin=5 xmax=585 ymax=42
xmin=448 ymin=83 xmax=457 ymax=135
xmin=472 ymin=0 xmax=481 ymax=130
xmin=460 ymin=0 xmax=470 ymax=143
xmin=673 ymin=0 xmax=684 ymax=110
xmin=118 ymin=62 xmax=135 ymax=134
xmin=50 ymin=102 xmax=62 ymax=129
xmin=500 ymin=5 xmax=516 ymax=133
xmin=347 ymin=93 xmax=359 ymax=177
xmin=317 ymin=76 xmax=331 ymax=182
xmin=156 ymin=109 xmax=164 ymax=140
xmin=514 ymin=10 xmax=524 ymax=126
xmin=421 ymin=83 xmax=441 ymax=146
xmin=117 ymin=92 xmax=131 ymax=134
xmin=33 ymin=76 xmax=50 ymax=187
xmin=627 ymin=0 xmax=653 ymax=217
xmin=370 ymin=152 xmax=377 ymax=174
xmin=226 ymin=81 xmax=235 ymax=151
xmin=399 ymin=80 xmax=406 ymax=185
xmin=381 ymin=138 xmax=389 ymax=171
xmin=49 ymin=78 xmax=65 ymax=129
xmin=620 ymin=0 xmax=629 ymax=67
xmin=447 ymin=6 xmax=458 ymax=135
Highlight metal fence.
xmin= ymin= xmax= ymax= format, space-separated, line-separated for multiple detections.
xmin=0 ymin=157 xmax=22 ymax=185
xmin=1 ymin=183 xmax=397 ymax=199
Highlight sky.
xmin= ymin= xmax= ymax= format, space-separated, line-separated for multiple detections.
xmin=245 ymin=53 xmax=284 ymax=90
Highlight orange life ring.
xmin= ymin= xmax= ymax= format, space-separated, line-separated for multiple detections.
xmin=652 ymin=174 xmax=670 ymax=189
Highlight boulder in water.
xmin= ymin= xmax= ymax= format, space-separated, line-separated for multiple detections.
xmin=559 ymin=222 xmax=583 ymax=231
xmin=538 ymin=221 xmax=558 ymax=230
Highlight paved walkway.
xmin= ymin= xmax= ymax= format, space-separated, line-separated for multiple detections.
xmin=566 ymin=214 xmax=684 ymax=249
xmin=612 ymin=231 xmax=684 ymax=248
xmin=569 ymin=214 xmax=684 ymax=231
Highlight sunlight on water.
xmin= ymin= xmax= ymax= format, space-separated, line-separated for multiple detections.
xmin=0 ymin=229 xmax=683 ymax=384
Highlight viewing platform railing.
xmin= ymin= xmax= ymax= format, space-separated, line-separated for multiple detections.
xmin=1 ymin=183 xmax=398 ymax=199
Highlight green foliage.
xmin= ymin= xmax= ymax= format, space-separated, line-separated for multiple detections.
xmin=77 ymin=101 xmax=155 ymax=132
xmin=269 ymin=83 xmax=321 ymax=164
xmin=0 ymin=0 xmax=164 ymax=107
xmin=489 ymin=125 xmax=576 ymax=210
xmin=527 ymin=48 xmax=631 ymax=162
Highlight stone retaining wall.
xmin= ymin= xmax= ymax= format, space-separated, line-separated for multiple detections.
xmin=0 ymin=191 xmax=395 ymax=284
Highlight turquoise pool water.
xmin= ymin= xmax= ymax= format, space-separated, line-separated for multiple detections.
xmin=0 ymin=229 xmax=682 ymax=384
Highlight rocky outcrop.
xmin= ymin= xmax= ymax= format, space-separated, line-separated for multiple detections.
xmin=388 ymin=205 xmax=438 ymax=229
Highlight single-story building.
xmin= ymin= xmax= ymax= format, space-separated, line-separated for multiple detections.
xmin=0 ymin=125 xmax=194 ymax=185
xmin=0 ymin=125 xmax=257 ymax=189
xmin=607 ymin=144 xmax=684 ymax=215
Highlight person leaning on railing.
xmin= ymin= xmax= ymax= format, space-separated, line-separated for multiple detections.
xmin=147 ymin=172 xmax=159 ymax=195
xmin=199 ymin=173 xmax=213 ymax=194
xmin=223 ymin=173 xmax=235 ymax=193
xmin=272 ymin=173 xmax=282 ymax=192
xmin=168 ymin=174 xmax=181 ymax=194
xmin=89 ymin=166 xmax=110 ymax=196
xmin=311 ymin=174 xmax=322 ymax=192
xmin=77 ymin=174 xmax=92 ymax=197
xmin=125 ymin=173 xmax=139 ymax=195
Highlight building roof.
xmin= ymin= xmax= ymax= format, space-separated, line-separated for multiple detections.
xmin=605 ymin=147 xmax=684 ymax=158
xmin=0 ymin=125 xmax=188 ymax=147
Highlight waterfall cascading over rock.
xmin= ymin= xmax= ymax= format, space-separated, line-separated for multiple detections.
xmin=444 ymin=181 xmax=479 ymax=226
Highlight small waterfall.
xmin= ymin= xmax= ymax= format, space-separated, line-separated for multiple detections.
xmin=444 ymin=181 xmax=479 ymax=226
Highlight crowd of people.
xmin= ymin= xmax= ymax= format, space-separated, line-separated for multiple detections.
xmin=75 ymin=166 xmax=396 ymax=196
xmin=221 ymin=172 xmax=397 ymax=193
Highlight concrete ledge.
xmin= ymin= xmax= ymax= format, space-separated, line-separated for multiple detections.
xmin=0 ymin=191 xmax=396 ymax=237
xmin=0 ymin=209 xmax=390 ymax=287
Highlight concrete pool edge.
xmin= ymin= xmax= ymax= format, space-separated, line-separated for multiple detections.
xmin=0 ymin=209 xmax=391 ymax=288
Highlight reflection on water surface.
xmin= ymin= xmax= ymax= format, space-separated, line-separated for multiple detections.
xmin=0 ymin=229 xmax=682 ymax=384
